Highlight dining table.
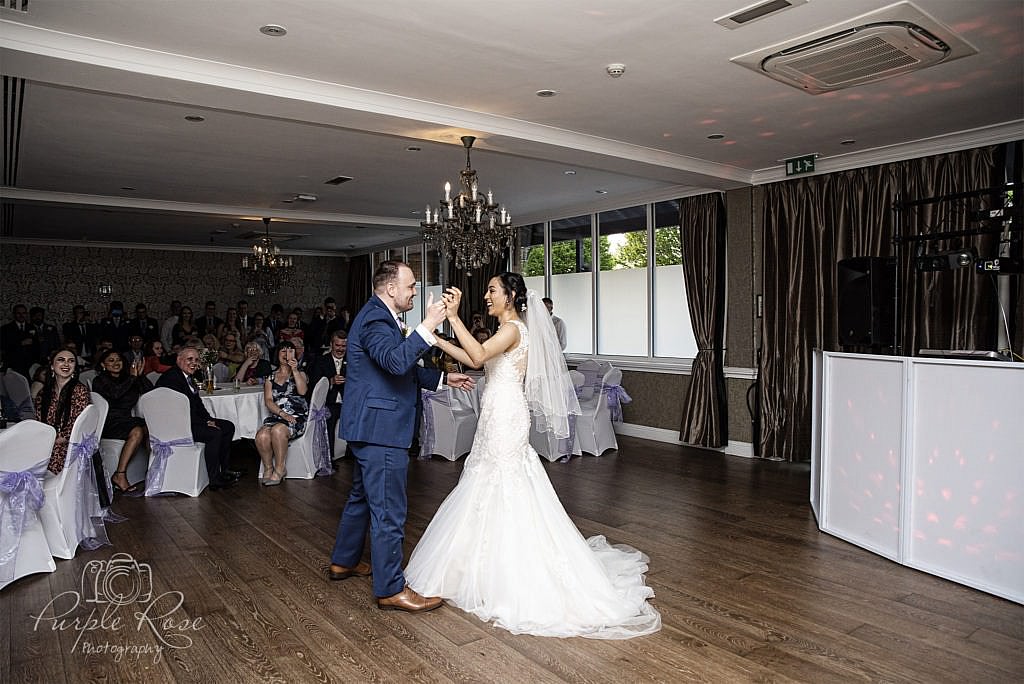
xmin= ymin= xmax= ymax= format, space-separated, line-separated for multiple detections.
xmin=199 ymin=383 xmax=269 ymax=440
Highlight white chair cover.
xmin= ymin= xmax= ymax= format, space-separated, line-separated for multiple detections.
xmin=2 ymin=369 xmax=36 ymax=421
xmin=0 ymin=421 xmax=58 ymax=590
xmin=91 ymin=392 xmax=148 ymax=489
xmin=419 ymin=386 xmax=476 ymax=461
xmin=575 ymin=360 xmax=603 ymax=404
xmin=38 ymin=404 xmax=110 ymax=559
xmin=137 ymin=389 xmax=208 ymax=497
xmin=529 ymin=371 xmax=583 ymax=462
xmin=265 ymin=377 xmax=332 ymax=479
xmin=146 ymin=371 xmax=163 ymax=385
xmin=78 ymin=369 xmax=97 ymax=389
xmin=574 ymin=366 xmax=621 ymax=456
xmin=212 ymin=363 xmax=230 ymax=383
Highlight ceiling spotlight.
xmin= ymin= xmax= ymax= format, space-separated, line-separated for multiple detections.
xmin=406 ymin=146 xmax=422 ymax=152
xmin=184 ymin=115 xmax=205 ymax=122
xmin=840 ymin=139 xmax=857 ymax=146
xmin=563 ymin=170 xmax=577 ymax=175
xmin=120 ymin=186 xmax=135 ymax=191
xmin=606 ymin=63 xmax=626 ymax=78
xmin=707 ymin=133 xmax=725 ymax=140
xmin=536 ymin=89 xmax=558 ymax=97
xmin=259 ymin=24 xmax=287 ymax=37
xmin=595 ymin=189 xmax=608 ymax=194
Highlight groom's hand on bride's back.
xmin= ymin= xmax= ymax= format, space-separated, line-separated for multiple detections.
xmin=446 ymin=372 xmax=475 ymax=391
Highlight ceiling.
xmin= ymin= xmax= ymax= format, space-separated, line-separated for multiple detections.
xmin=1 ymin=0 xmax=1021 ymax=255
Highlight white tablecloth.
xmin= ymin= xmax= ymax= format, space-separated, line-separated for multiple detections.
xmin=200 ymin=384 xmax=268 ymax=440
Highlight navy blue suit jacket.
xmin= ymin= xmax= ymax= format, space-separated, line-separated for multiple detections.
xmin=340 ymin=295 xmax=441 ymax=449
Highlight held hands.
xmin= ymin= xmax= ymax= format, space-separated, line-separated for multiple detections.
xmin=446 ymin=372 xmax=476 ymax=391
xmin=422 ymin=291 xmax=447 ymax=330
xmin=441 ymin=287 xmax=462 ymax=319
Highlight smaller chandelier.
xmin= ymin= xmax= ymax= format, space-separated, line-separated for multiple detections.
xmin=240 ymin=217 xmax=295 ymax=294
xmin=421 ymin=135 xmax=515 ymax=270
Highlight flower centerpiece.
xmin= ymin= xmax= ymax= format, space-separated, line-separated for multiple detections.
xmin=199 ymin=347 xmax=219 ymax=392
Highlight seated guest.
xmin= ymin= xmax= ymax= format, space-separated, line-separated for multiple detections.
xmin=92 ymin=338 xmax=114 ymax=370
xmin=278 ymin=311 xmax=304 ymax=343
xmin=217 ymin=307 xmax=243 ymax=342
xmin=234 ymin=342 xmax=272 ymax=385
xmin=1 ymin=358 xmax=38 ymax=421
xmin=201 ymin=333 xmax=220 ymax=353
xmin=255 ymin=341 xmax=308 ymax=486
xmin=291 ymin=336 xmax=309 ymax=374
xmin=171 ymin=305 xmax=197 ymax=348
xmin=473 ymin=328 xmax=491 ymax=344
xmin=30 ymin=365 xmax=48 ymax=401
xmin=92 ymin=349 xmax=152 ymax=493
xmin=218 ymin=333 xmax=244 ymax=376
xmin=142 ymin=339 xmax=173 ymax=375
xmin=155 ymin=347 xmax=239 ymax=490
xmin=308 ymin=330 xmax=346 ymax=460
xmin=131 ymin=302 xmax=160 ymax=344
xmin=124 ymin=334 xmax=146 ymax=367
xmin=197 ymin=300 xmax=223 ymax=338
xmin=34 ymin=348 xmax=91 ymax=475
xmin=248 ymin=312 xmax=274 ymax=358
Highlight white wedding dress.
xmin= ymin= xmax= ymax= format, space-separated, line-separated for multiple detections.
xmin=406 ymin=320 xmax=661 ymax=639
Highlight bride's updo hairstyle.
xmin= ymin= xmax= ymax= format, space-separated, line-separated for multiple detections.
xmin=496 ymin=272 xmax=529 ymax=312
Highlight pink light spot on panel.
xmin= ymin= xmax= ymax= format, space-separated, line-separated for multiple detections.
xmin=953 ymin=516 xmax=967 ymax=530
xmin=884 ymin=501 xmax=893 ymax=511
xmin=974 ymin=480 xmax=984 ymax=490
xmin=987 ymin=453 xmax=996 ymax=463
xmin=839 ymin=466 xmax=848 ymax=478
xmin=982 ymin=524 xmax=998 ymax=535
xmin=723 ymin=140 xmax=737 ymax=146
xmin=855 ymin=452 xmax=863 ymax=462
xmin=872 ymin=516 xmax=883 ymax=525
xmin=990 ymin=419 xmax=1000 ymax=429
xmin=937 ymin=538 xmax=953 ymax=548
xmin=758 ymin=131 xmax=775 ymax=138
xmin=914 ymin=530 xmax=927 ymax=541
xmin=941 ymin=488 xmax=953 ymax=501
xmin=995 ymin=550 xmax=1021 ymax=562
xmin=1006 ymin=490 xmax=1017 ymax=502
xmin=926 ymin=512 xmax=939 ymax=524
xmin=970 ymin=495 xmax=980 ymax=505
xmin=936 ymin=81 xmax=961 ymax=91
xmin=699 ymin=119 xmax=717 ymax=125
xmin=864 ymin=489 xmax=874 ymax=499
xmin=869 ymin=432 xmax=876 ymax=441
xmin=964 ymin=544 xmax=981 ymax=555
xmin=847 ymin=399 xmax=853 ymax=409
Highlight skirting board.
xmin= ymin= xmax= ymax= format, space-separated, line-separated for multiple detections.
xmin=613 ymin=422 xmax=754 ymax=459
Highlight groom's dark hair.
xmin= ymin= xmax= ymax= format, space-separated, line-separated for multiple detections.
xmin=372 ymin=260 xmax=406 ymax=292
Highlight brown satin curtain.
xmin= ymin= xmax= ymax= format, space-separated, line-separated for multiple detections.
xmin=678 ymin=192 xmax=728 ymax=447
xmin=345 ymin=255 xmax=371 ymax=311
xmin=760 ymin=145 xmax=1003 ymax=461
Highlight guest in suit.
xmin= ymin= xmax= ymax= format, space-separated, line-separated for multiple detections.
xmin=131 ymin=303 xmax=160 ymax=343
xmin=155 ymin=346 xmax=239 ymax=490
xmin=99 ymin=301 xmax=131 ymax=352
xmin=34 ymin=348 xmax=91 ymax=475
xmin=197 ymin=301 xmax=223 ymax=337
xmin=30 ymin=307 xmax=61 ymax=366
xmin=124 ymin=334 xmax=147 ymax=367
xmin=93 ymin=349 xmax=151 ymax=493
xmin=327 ymin=259 xmax=474 ymax=612
xmin=267 ymin=303 xmax=286 ymax=342
xmin=308 ymin=329 xmax=347 ymax=460
xmin=1 ymin=303 xmax=38 ymax=377
xmin=236 ymin=300 xmax=251 ymax=334
xmin=63 ymin=304 xmax=96 ymax=361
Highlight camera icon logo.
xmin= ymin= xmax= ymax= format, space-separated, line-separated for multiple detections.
xmin=81 ymin=553 xmax=153 ymax=606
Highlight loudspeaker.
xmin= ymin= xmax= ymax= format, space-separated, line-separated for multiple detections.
xmin=837 ymin=256 xmax=896 ymax=347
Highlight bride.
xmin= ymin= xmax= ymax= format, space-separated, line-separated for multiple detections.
xmin=405 ymin=272 xmax=661 ymax=639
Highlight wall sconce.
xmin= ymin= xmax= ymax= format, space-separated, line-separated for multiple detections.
xmin=98 ymin=284 xmax=113 ymax=295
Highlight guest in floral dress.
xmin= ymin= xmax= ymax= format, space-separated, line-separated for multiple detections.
xmin=34 ymin=347 xmax=91 ymax=474
xmin=254 ymin=341 xmax=308 ymax=486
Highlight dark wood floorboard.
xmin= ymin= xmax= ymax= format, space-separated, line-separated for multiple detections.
xmin=5 ymin=435 xmax=1022 ymax=683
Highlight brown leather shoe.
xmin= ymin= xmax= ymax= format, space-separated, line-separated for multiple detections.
xmin=377 ymin=586 xmax=443 ymax=613
xmin=328 ymin=561 xmax=372 ymax=581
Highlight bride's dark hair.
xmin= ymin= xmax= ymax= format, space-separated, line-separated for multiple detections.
xmin=496 ymin=272 xmax=528 ymax=312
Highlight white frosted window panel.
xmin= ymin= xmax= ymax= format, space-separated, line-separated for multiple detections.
xmin=822 ymin=355 xmax=904 ymax=560
xmin=551 ymin=272 xmax=593 ymax=354
xmin=906 ymin=361 xmax=1024 ymax=599
xmin=598 ymin=266 xmax=647 ymax=356
xmin=654 ymin=264 xmax=697 ymax=359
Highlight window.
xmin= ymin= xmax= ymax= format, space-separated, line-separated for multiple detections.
xmin=549 ymin=215 xmax=593 ymax=354
xmin=653 ymin=200 xmax=697 ymax=358
xmin=519 ymin=223 xmax=546 ymax=294
xmin=598 ymin=205 xmax=647 ymax=356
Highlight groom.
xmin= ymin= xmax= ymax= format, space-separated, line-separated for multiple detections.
xmin=328 ymin=260 xmax=474 ymax=612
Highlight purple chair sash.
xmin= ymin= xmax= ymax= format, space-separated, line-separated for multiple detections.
xmin=598 ymin=385 xmax=630 ymax=421
xmin=420 ymin=390 xmax=451 ymax=456
xmin=67 ymin=432 xmax=110 ymax=551
xmin=309 ymin=406 xmax=332 ymax=477
xmin=145 ymin=436 xmax=195 ymax=496
xmin=602 ymin=384 xmax=632 ymax=422
xmin=0 ymin=461 xmax=48 ymax=581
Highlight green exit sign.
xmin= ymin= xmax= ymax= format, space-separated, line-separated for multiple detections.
xmin=785 ymin=154 xmax=817 ymax=176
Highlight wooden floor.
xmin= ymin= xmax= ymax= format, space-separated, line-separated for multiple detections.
xmin=4 ymin=436 xmax=1022 ymax=683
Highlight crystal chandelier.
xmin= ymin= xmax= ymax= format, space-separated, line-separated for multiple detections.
xmin=240 ymin=217 xmax=295 ymax=294
xmin=421 ymin=136 xmax=515 ymax=270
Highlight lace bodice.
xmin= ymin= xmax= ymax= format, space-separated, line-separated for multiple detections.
xmin=483 ymin=319 xmax=528 ymax=386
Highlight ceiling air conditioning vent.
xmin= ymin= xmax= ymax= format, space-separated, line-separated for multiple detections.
xmin=732 ymin=2 xmax=977 ymax=94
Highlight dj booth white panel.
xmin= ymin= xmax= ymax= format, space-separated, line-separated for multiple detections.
xmin=812 ymin=351 xmax=1024 ymax=604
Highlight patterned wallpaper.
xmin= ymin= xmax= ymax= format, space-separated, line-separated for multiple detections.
xmin=0 ymin=243 xmax=352 ymax=324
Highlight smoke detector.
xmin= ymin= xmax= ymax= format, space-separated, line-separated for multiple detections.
xmin=606 ymin=63 xmax=626 ymax=78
